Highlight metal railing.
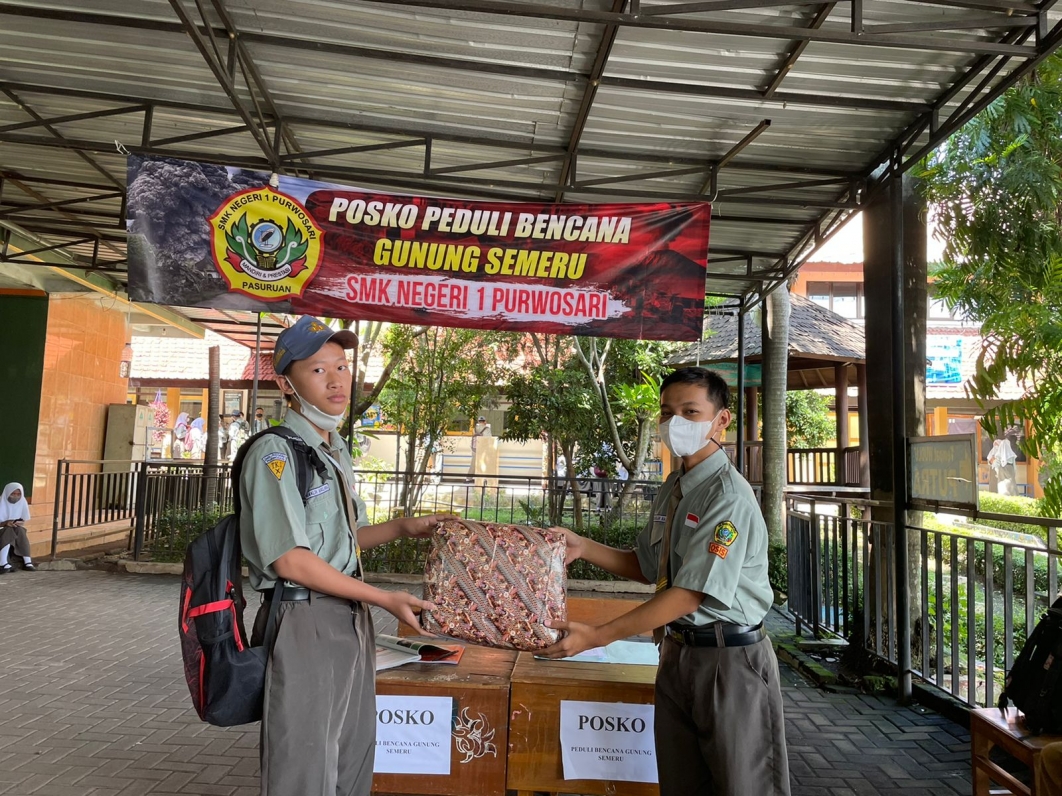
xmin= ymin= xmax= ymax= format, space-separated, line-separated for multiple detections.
xmin=786 ymin=491 xmax=1062 ymax=708
xmin=51 ymin=460 xmax=143 ymax=557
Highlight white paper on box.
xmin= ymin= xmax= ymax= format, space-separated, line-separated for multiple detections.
xmin=373 ymin=695 xmax=453 ymax=775
xmin=559 ymin=700 xmax=657 ymax=783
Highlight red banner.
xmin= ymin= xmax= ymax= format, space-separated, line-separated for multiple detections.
xmin=127 ymin=157 xmax=710 ymax=341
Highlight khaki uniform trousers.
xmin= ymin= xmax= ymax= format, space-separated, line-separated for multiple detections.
xmin=251 ymin=593 xmax=376 ymax=796
xmin=655 ymin=635 xmax=790 ymax=796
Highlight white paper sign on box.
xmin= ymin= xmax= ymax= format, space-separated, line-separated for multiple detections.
xmin=373 ymin=695 xmax=453 ymax=775
xmin=559 ymin=700 xmax=657 ymax=783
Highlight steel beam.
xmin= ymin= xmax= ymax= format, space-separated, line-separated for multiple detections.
xmin=165 ymin=0 xmax=277 ymax=166
xmin=280 ymin=139 xmax=427 ymax=164
xmin=0 ymin=104 xmax=147 ymax=135
xmin=0 ymin=88 xmax=124 ymax=191
xmin=555 ymin=0 xmax=625 ymax=201
xmin=0 ymin=81 xmax=858 ymax=177
xmin=0 ymin=192 xmax=123 ymax=219
xmin=761 ymin=4 xmax=835 ymax=98
xmin=359 ymin=0 xmax=1037 ymax=56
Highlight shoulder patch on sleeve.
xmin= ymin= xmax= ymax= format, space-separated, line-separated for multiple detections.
xmin=262 ymin=451 xmax=288 ymax=480
xmin=708 ymin=520 xmax=737 ymax=558
xmin=713 ymin=520 xmax=738 ymax=547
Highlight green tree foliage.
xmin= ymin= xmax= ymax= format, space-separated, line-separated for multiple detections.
xmin=785 ymin=390 xmax=835 ymax=448
xmin=380 ymin=325 xmax=501 ymax=513
xmin=919 ymin=57 xmax=1062 ymax=513
xmin=501 ymin=334 xmax=603 ymax=529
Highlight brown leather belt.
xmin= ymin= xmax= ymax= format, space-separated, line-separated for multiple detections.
xmin=666 ymin=622 xmax=765 ymax=648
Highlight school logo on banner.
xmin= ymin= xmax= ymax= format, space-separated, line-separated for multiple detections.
xmin=209 ymin=187 xmax=323 ymax=301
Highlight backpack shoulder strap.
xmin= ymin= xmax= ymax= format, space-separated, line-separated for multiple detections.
xmin=230 ymin=426 xmax=329 ymax=514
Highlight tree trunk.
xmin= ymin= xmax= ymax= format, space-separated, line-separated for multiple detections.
xmin=762 ymin=288 xmax=791 ymax=547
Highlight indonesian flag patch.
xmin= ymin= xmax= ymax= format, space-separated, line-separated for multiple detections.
xmin=684 ymin=513 xmax=699 ymax=528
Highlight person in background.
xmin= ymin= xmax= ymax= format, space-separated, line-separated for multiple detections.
xmin=218 ymin=414 xmax=230 ymax=461
xmin=987 ymin=436 xmax=1018 ymax=495
xmin=0 ymin=482 xmax=35 ymax=573
xmin=253 ymin=406 xmax=269 ymax=434
xmin=187 ymin=417 xmax=205 ymax=458
xmin=172 ymin=412 xmax=190 ymax=458
xmin=229 ymin=410 xmax=251 ymax=457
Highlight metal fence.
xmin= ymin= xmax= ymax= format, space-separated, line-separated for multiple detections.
xmin=786 ymin=492 xmax=1062 ymax=708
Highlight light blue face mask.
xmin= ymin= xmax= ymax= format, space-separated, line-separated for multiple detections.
xmin=289 ymin=384 xmax=345 ymax=433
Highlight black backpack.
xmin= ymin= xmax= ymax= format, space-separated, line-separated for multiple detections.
xmin=999 ymin=595 xmax=1062 ymax=733
xmin=178 ymin=426 xmax=327 ymax=727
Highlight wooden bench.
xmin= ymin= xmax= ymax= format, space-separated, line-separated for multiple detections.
xmin=971 ymin=707 xmax=1062 ymax=795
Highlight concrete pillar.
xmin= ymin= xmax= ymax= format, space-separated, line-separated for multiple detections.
xmin=864 ymin=174 xmax=928 ymax=506
xmin=863 ymin=171 xmax=928 ymax=703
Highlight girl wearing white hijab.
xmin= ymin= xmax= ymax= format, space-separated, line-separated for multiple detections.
xmin=0 ymin=482 xmax=34 ymax=573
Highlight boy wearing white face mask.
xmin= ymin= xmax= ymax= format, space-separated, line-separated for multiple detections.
xmin=542 ymin=367 xmax=789 ymax=796
xmin=240 ymin=316 xmax=452 ymax=796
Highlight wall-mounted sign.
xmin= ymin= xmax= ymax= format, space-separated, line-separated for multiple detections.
xmin=559 ymin=700 xmax=657 ymax=783
xmin=908 ymin=434 xmax=978 ymax=508
xmin=926 ymin=336 xmax=964 ymax=385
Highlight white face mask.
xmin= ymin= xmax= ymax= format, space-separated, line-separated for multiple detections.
xmin=659 ymin=414 xmax=718 ymax=459
xmin=289 ymin=383 xmax=345 ymax=433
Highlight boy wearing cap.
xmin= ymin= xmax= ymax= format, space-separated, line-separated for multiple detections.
xmin=241 ymin=316 xmax=451 ymax=796
xmin=541 ymin=367 xmax=790 ymax=796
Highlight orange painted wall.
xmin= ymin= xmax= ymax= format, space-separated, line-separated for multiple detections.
xmin=26 ymin=294 xmax=130 ymax=544
xmin=791 ymin=262 xmax=864 ymax=296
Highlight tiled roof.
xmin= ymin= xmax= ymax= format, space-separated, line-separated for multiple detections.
xmin=130 ymin=330 xmax=253 ymax=381
xmin=672 ymin=293 xmax=865 ymax=366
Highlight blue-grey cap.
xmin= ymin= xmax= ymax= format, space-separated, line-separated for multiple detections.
xmin=273 ymin=316 xmax=357 ymax=376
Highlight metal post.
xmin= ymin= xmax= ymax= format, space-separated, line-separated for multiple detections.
xmin=736 ymin=299 xmax=746 ymax=475
xmin=132 ymin=461 xmax=149 ymax=561
xmin=250 ymin=312 xmax=261 ymax=430
xmin=890 ymin=176 xmax=912 ymax=704
xmin=51 ymin=459 xmax=66 ymax=560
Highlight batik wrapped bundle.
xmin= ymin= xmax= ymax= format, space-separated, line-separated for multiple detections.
xmin=423 ymin=519 xmax=567 ymax=651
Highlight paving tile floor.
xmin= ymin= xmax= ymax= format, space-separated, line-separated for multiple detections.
xmin=0 ymin=570 xmax=972 ymax=795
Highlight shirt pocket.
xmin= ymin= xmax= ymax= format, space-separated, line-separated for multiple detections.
xmin=304 ymin=492 xmax=338 ymax=550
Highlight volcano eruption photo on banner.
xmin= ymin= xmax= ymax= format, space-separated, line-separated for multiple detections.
xmin=126 ymin=156 xmax=711 ymax=341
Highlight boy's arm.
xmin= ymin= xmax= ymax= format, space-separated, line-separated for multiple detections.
xmin=273 ymin=547 xmax=434 ymax=632
xmin=540 ymin=586 xmax=705 ymax=658
xmin=357 ymin=513 xmax=456 ymax=550
xmin=557 ymin=527 xmax=649 ymax=584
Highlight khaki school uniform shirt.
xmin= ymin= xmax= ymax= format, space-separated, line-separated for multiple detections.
xmin=239 ymin=410 xmax=369 ymax=591
xmin=635 ymin=447 xmax=774 ymax=627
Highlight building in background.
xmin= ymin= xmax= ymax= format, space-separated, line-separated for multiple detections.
xmin=794 ymin=215 xmax=1042 ymax=498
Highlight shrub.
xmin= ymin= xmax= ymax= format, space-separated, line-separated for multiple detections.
xmin=977 ymin=493 xmax=1050 ymax=540
xmin=768 ymin=544 xmax=788 ymax=594
xmin=149 ymin=505 xmax=223 ymax=563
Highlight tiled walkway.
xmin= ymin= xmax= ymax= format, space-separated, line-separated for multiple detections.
xmin=0 ymin=571 xmax=971 ymax=795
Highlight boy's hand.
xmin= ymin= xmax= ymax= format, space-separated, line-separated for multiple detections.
xmin=380 ymin=591 xmax=437 ymax=634
xmin=404 ymin=514 xmax=458 ymax=538
xmin=539 ymin=619 xmax=601 ymax=659
xmin=550 ymin=526 xmax=584 ymax=566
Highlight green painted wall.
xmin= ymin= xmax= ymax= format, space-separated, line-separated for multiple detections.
xmin=0 ymin=295 xmax=47 ymax=497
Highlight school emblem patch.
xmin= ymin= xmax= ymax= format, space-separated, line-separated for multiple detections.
xmin=709 ymin=521 xmax=738 ymax=559
xmin=713 ymin=520 xmax=738 ymax=547
xmin=262 ymin=451 xmax=288 ymax=481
